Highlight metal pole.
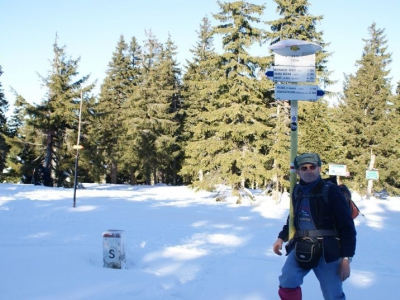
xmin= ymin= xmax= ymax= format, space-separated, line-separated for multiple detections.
xmin=73 ymin=149 xmax=79 ymax=207
xmin=73 ymin=91 xmax=84 ymax=208
xmin=288 ymin=100 xmax=298 ymax=240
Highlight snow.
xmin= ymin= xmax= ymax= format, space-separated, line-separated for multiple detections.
xmin=1 ymin=183 xmax=399 ymax=299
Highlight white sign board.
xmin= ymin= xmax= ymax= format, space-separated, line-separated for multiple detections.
xmin=275 ymin=84 xmax=323 ymax=101
xmin=267 ymin=66 xmax=316 ymax=82
xmin=328 ymin=164 xmax=350 ymax=177
xmin=275 ymin=53 xmax=315 ymax=67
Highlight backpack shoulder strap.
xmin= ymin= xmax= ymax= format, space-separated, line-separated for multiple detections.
xmin=292 ymin=180 xmax=338 ymax=237
xmin=320 ymin=181 xmax=332 ymax=205
xmin=311 ymin=180 xmax=330 ymax=228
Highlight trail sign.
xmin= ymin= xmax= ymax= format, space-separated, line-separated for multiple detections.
xmin=328 ymin=164 xmax=350 ymax=177
xmin=274 ymin=53 xmax=315 ymax=67
xmin=265 ymin=66 xmax=316 ymax=83
xmin=275 ymin=84 xmax=324 ymax=101
xmin=366 ymin=170 xmax=379 ymax=180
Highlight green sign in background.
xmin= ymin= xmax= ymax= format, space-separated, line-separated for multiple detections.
xmin=366 ymin=170 xmax=379 ymax=180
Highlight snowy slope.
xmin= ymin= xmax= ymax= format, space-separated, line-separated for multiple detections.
xmin=0 ymin=183 xmax=399 ymax=299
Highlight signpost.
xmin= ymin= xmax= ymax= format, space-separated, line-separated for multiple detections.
xmin=267 ymin=39 xmax=324 ymax=240
xmin=73 ymin=91 xmax=84 ymax=208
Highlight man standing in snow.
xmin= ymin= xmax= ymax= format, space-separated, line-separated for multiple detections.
xmin=272 ymin=153 xmax=356 ymax=300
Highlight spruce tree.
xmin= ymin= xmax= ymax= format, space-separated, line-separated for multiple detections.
xmin=297 ymin=100 xmax=341 ymax=164
xmin=125 ymin=31 xmax=161 ymax=184
xmin=26 ymin=37 xmax=94 ymax=186
xmin=4 ymin=93 xmax=40 ymax=183
xmin=180 ymin=16 xmax=221 ymax=185
xmin=183 ymin=1 xmax=273 ymax=201
xmin=383 ymin=81 xmax=400 ymax=192
xmin=153 ymin=35 xmax=182 ymax=184
xmin=96 ymin=35 xmax=135 ymax=183
xmin=338 ymin=23 xmax=396 ymax=193
xmin=118 ymin=36 xmax=143 ymax=184
xmin=0 ymin=65 xmax=9 ymax=176
xmin=126 ymin=31 xmax=182 ymax=185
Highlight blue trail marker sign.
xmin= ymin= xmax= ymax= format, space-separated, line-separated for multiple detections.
xmin=265 ymin=66 xmax=316 ymax=83
xmin=275 ymin=84 xmax=325 ymax=101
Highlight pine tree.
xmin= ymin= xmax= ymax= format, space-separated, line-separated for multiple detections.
xmin=125 ymin=31 xmax=161 ymax=185
xmin=153 ymin=35 xmax=182 ymax=184
xmin=4 ymin=93 xmax=40 ymax=183
xmin=337 ymin=23 xmax=397 ymax=193
xmin=5 ymin=90 xmax=59 ymax=184
xmin=96 ymin=35 xmax=135 ymax=183
xmin=297 ymin=100 xmax=341 ymax=164
xmin=126 ymin=31 xmax=182 ymax=185
xmin=263 ymin=99 xmax=291 ymax=194
xmin=118 ymin=36 xmax=144 ymax=184
xmin=383 ymin=81 xmax=400 ymax=192
xmin=182 ymin=1 xmax=273 ymax=201
xmin=38 ymin=38 xmax=94 ymax=186
xmin=180 ymin=16 xmax=221 ymax=184
xmin=0 ymin=65 xmax=9 ymax=176
xmin=9 ymin=37 xmax=94 ymax=186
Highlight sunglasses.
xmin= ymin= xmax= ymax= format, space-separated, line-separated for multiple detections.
xmin=299 ymin=164 xmax=317 ymax=171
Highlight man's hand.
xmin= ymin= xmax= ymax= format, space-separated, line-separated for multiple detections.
xmin=339 ymin=258 xmax=351 ymax=281
xmin=273 ymin=238 xmax=284 ymax=256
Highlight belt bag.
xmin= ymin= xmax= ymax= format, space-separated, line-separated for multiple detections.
xmin=295 ymin=237 xmax=321 ymax=269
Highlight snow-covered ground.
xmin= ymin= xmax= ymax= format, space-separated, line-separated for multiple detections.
xmin=1 ymin=183 xmax=399 ymax=299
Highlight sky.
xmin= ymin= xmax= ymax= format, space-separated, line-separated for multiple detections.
xmin=1 ymin=0 xmax=400 ymax=110
xmin=1 ymin=182 xmax=400 ymax=299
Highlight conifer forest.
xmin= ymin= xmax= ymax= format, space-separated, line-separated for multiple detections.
xmin=1 ymin=1 xmax=400 ymax=200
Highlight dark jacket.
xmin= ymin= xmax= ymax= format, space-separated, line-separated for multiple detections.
xmin=278 ymin=178 xmax=357 ymax=263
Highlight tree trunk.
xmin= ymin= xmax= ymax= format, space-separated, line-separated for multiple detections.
xmin=173 ymin=158 xmax=177 ymax=185
xmin=130 ymin=167 xmax=137 ymax=185
xmin=198 ymin=169 xmax=203 ymax=182
xmin=110 ymin=159 xmax=117 ymax=184
xmin=43 ymin=131 xmax=55 ymax=187
xmin=152 ymin=166 xmax=157 ymax=185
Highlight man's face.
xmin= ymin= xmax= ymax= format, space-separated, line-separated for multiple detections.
xmin=296 ymin=164 xmax=321 ymax=183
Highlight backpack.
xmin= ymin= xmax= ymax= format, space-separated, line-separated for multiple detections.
xmin=293 ymin=178 xmax=363 ymax=220
xmin=323 ymin=181 xmax=362 ymax=219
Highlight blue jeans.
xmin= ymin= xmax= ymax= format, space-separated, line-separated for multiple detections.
xmin=279 ymin=250 xmax=345 ymax=300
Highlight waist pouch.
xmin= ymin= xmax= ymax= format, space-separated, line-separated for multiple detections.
xmin=295 ymin=237 xmax=322 ymax=269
